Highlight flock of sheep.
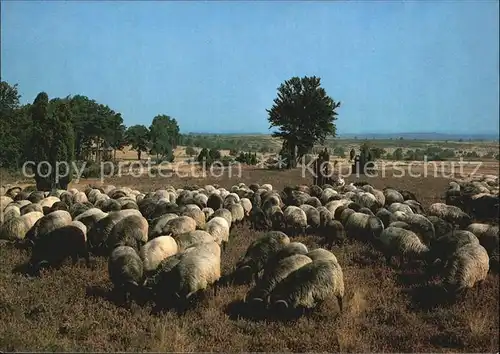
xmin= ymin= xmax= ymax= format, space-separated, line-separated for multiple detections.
xmin=0 ymin=173 xmax=498 ymax=318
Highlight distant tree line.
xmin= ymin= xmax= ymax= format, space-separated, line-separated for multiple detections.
xmin=0 ymin=81 xmax=181 ymax=189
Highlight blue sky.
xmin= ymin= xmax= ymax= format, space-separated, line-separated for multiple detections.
xmin=1 ymin=1 xmax=498 ymax=135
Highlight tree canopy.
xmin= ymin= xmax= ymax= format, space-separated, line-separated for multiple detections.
xmin=149 ymin=114 xmax=180 ymax=162
xmin=125 ymin=125 xmax=150 ymax=160
xmin=26 ymin=93 xmax=75 ymax=190
xmin=267 ymin=76 xmax=341 ymax=168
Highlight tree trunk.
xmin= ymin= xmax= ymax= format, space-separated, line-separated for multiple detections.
xmin=138 ymin=150 xmax=142 ymax=161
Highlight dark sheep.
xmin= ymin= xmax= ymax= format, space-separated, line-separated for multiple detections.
xmin=29 ymin=221 xmax=90 ymax=274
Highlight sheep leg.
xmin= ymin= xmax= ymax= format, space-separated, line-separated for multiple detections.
xmin=71 ymin=253 xmax=79 ymax=266
xmin=476 ymin=280 xmax=484 ymax=295
xmin=213 ymin=281 xmax=219 ymax=297
xmin=83 ymin=251 xmax=91 ymax=268
xmin=336 ymin=295 xmax=343 ymax=312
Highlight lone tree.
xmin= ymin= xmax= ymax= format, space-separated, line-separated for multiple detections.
xmin=126 ymin=125 xmax=150 ymax=160
xmin=267 ymin=76 xmax=341 ymax=168
xmin=149 ymin=114 xmax=180 ymax=162
xmin=28 ymin=93 xmax=75 ymax=191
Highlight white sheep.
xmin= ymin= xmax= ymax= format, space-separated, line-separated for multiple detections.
xmin=283 ymin=206 xmax=307 ymax=236
xmin=376 ymin=226 xmax=430 ymax=266
xmin=204 ymin=216 xmax=230 ymax=250
xmin=140 ymin=235 xmax=179 ymax=273
xmin=442 ymin=243 xmax=489 ymax=295
xmin=269 ymin=259 xmax=345 ymax=313
xmin=245 ymin=254 xmax=313 ymax=305
xmin=344 ymin=212 xmax=384 ymax=242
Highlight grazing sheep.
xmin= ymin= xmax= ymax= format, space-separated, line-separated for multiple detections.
xmin=20 ymin=203 xmax=43 ymax=215
xmin=72 ymin=191 xmax=88 ymax=204
xmin=0 ymin=211 xmax=44 ymax=241
xmin=429 ymin=230 xmax=480 ymax=268
xmin=266 ymin=242 xmax=309 ymax=266
xmin=428 ymin=203 xmax=471 ymax=228
xmin=306 ymin=248 xmax=339 ymax=264
xmin=403 ymin=199 xmax=424 ymax=214
xmin=223 ymin=193 xmax=240 ymax=208
xmin=383 ymin=188 xmax=404 ymax=205
xmin=148 ymin=213 xmax=179 ymax=239
xmin=193 ymin=193 xmax=208 ymax=209
xmin=204 ymin=216 xmax=230 ymax=250
xmin=468 ymin=194 xmax=499 ymax=220
xmin=442 ymin=243 xmax=489 ymax=296
xmin=39 ymin=196 xmax=60 ymax=209
xmin=246 ymin=254 xmax=313 ymax=306
xmin=210 ymin=208 xmax=233 ymax=228
xmin=49 ymin=201 xmax=69 ymax=213
xmin=228 ymin=203 xmax=245 ymax=225
xmin=29 ymin=221 xmax=90 ymax=273
xmin=399 ymin=190 xmax=418 ymax=202
xmin=140 ymin=235 xmax=179 ymax=273
xmin=108 ymin=246 xmax=144 ymax=303
xmin=388 ymin=203 xmax=414 ymax=215
xmin=26 ymin=210 xmax=73 ymax=244
xmin=427 ymin=216 xmax=453 ymax=238
xmin=358 ymin=207 xmax=375 ymax=216
xmin=323 ymin=219 xmax=346 ymax=248
xmin=161 ymin=216 xmax=197 ymax=238
xmin=27 ymin=191 xmax=45 ymax=203
xmin=265 ymin=205 xmax=285 ymax=231
xmin=283 ymin=206 xmax=307 ymax=236
xmin=1 ymin=204 xmax=21 ymax=223
xmin=87 ymin=209 xmax=142 ymax=254
xmin=299 ymin=204 xmax=321 ymax=231
xmin=261 ymin=183 xmax=273 ymax=192
xmin=376 ymin=226 xmax=430 ymax=266
xmin=202 ymin=207 xmax=214 ymax=220
xmin=320 ymin=188 xmax=338 ymax=205
xmin=338 ymin=208 xmax=356 ymax=225
xmin=250 ymin=206 xmax=271 ymax=231
xmin=155 ymin=200 xmax=181 ymax=217
xmin=0 ymin=196 xmax=14 ymax=212
xmin=325 ymin=199 xmax=351 ymax=217
xmin=97 ymin=198 xmax=122 ymax=213
xmin=106 ymin=214 xmax=149 ymax=254
xmin=305 ymin=197 xmax=322 ymax=209
xmin=233 ymin=231 xmax=290 ymax=284
xmin=240 ymin=198 xmax=253 ymax=218
xmin=164 ymin=241 xmax=221 ymax=301
xmin=269 ymin=259 xmax=345 ymax=314
xmin=207 ymin=193 xmax=224 ymax=211
xmin=74 ymin=208 xmax=108 ymax=232
xmin=375 ymin=208 xmax=397 ymax=228
xmin=344 ymin=212 xmax=384 ymax=242
xmin=354 ymin=192 xmax=379 ymax=211
xmin=69 ymin=202 xmax=94 ymax=219
xmin=181 ymin=206 xmax=206 ymax=229
xmin=175 ymin=230 xmax=215 ymax=252
xmin=394 ymin=213 xmax=436 ymax=246
xmin=317 ymin=206 xmax=333 ymax=228
xmin=466 ymin=223 xmax=499 ymax=271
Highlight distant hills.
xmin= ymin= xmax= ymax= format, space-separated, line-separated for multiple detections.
xmin=336 ymin=132 xmax=499 ymax=141
xmin=185 ymin=131 xmax=499 ymax=141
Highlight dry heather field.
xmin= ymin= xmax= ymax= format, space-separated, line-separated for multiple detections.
xmin=1 ymin=165 xmax=499 ymax=352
